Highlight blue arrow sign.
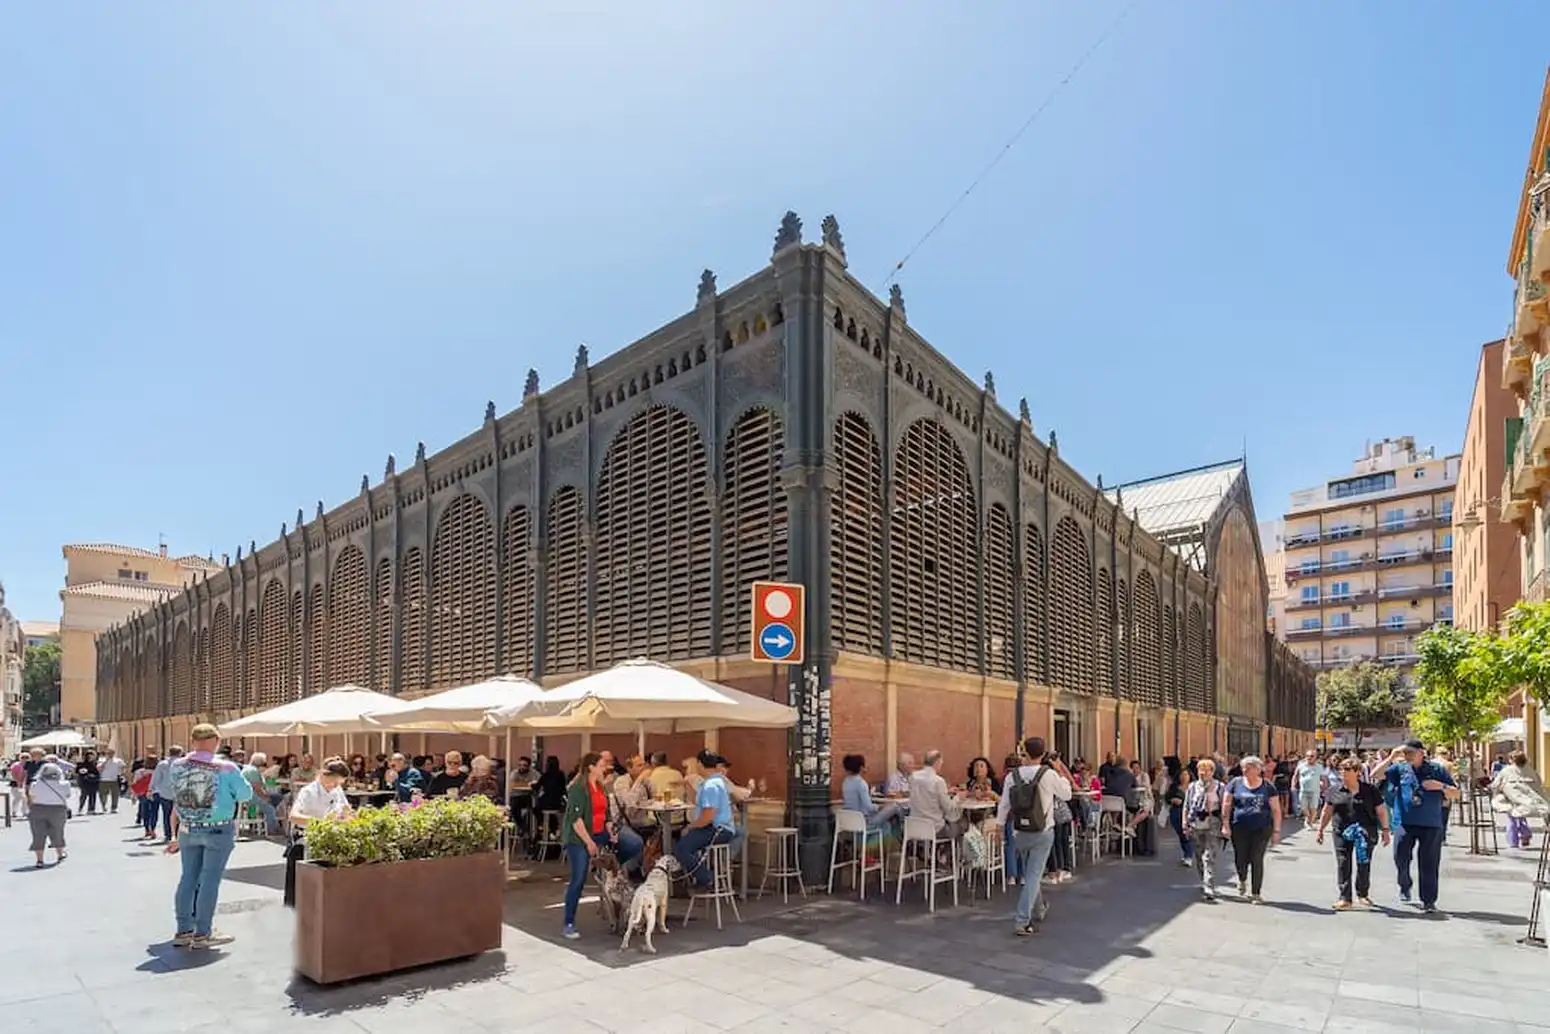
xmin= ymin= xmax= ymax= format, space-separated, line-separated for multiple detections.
xmin=759 ymin=622 xmax=796 ymax=661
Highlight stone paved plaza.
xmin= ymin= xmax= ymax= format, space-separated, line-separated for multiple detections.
xmin=3 ymin=806 xmax=1549 ymax=1033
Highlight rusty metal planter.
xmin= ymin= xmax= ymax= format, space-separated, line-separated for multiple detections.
xmin=294 ymin=850 xmax=503 ymax=984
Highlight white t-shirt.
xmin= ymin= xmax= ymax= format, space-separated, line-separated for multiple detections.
xmin=290 ymin=780 xmax=349 ymax=823
xmin=98 ymin=758 xmax=125 ymax=782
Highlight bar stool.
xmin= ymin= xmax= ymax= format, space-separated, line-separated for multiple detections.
xmin=828 ymin=809 xmax=886 ymax=901
xmin=971 ymin=821 xmax=1006 ymax=900
xmin=895 ymin=816 xmax=959 ymax=912
xmin=759 ymin=826 xmax=808 ymax=903
xmin=534 ymin=810 xmax=564 ymax=862
xmin=685 ymin=842 xmax=742 ymax=930
xmin=1099 ymin=798 xmax=1133 ymax=858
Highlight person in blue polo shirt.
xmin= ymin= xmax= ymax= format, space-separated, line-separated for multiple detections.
xmin=1368 ymin=739 xmax=1459 ymax=913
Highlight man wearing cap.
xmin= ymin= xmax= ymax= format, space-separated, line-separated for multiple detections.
xmin=675 ymin=749 xmax=741 ymax=887
xmin=1368 ymin=739 xmax=1459 ymax=913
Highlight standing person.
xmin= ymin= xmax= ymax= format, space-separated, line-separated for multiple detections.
xmin=1185 ymin=758 xmax=1227 ymax=901
xmin=74 ymin=750 xmax=101 ymax=815
xmin=996 ymin=737 xmax=1073 ymax=936
xmin=150 ymin=746 xmax=182 ymax=842
xmin=240 ymin=752 xmax=280 ymax=835
xmin=1164 ymin=766 xmax=1194 ymax=867
xmin=26 ymin=755 xmax=72 ymax=866
xmin=1221 ymin=755 xmax=1282 ymax=903
xmin=97 ymin=749 xmax=124 ymax=814
xmin=8 ymin=753 xmax=29 ymax=820
xmin=132 ymin=749 xmax=159 ymax=837
xmin=165 ymin=724 xmax=252 ymax=948
xmin=1490 ymin=750 xmax=1548 ymax=849
xmin=1316 ymin=758 xmax=1391 ymax=910
xmin=1433 ymin=747 xmax=1459 ymax=844
xmin=1292 ymin=750 xmax=1326 ymax=826
xmin=1369 ymin=740 xmax=1459 ymax=913
xmin=561 ymin=752 xmax=612 ymax=940
xmin=283 ymin=758 xmax=352 ymax=907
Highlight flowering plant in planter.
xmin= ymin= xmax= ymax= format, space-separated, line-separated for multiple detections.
xmin=303 ymin=795 xmax=505 ymax=868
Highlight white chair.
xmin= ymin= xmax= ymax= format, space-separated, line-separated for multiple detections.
xmin=1099 ymin=797 xmax=1134 ymax=858
xmin=970 ymin=821 xmax=1006 ymax=900
xmin=828 ymin=809 xmax=887 ymax=901
xmin=759 ymin=826 xmax=808 ymax=903
xmin=534 ymin=810 xmax=564 ymax=862
xmin=895 ymin=816 xmax=959 ymax=912
xmin=235 ymin=803 xmax=268 ymax=841
xmin=685 ymin=842 xmax=742 ymax=930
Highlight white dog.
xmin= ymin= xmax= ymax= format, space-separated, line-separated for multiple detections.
xmin=620 ymin=855 xmax=683 ymax=954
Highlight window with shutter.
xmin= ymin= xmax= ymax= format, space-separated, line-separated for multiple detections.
xmin=891 ymin=418 xmax=977 ymax=671
xmin=401 ymin=548 xmax=427 ymax=692
xmin=1051 ymin=516 xmax=1094 ymax=693
xmin=1096 ymin=567 xmax=1113 ymax=695
xmin=1163 ymin=604 xmax=1177 ymax=708
xmin=243 ymin=608 xmax=256 ymax=709
xmin=722 ymin=408 xmax=788 ymax=655
xmin=430 ymin=494 xmax=496 ymax=688
xmin=502 ymin=506 xmax=535 ymax=677
xmin=1134 ymin=571 xmax=1162 ymax=706
xmin=1186 ymin=604 xmax=1207 ymax=713
xmin=290 ymin=590 xmax=304 ymax=700
xmin=595 ymin=406 xmax=712 ymax=666
xmin=832 ymin=412 xmax=883 ymax=655
xmin=1116 ymin=579 xmax=1129 ymax=698
xmin=984 ymin=504 xmax=1014 ymax=679
xmin=1024 ymin=524 xmax=1046 ymax=684
xmin=196 ymin=628 xmax=209 ymax=711
xmin=545 ymin=486 xmax=586 ymax=673
xmin=211 ymin=604 xmax=234 ymax=711
xmin=307 ymin=585 xmax=325 ymax=693
xmin=374 ymin=558 xmax=393 ymax=691
xmin=171 ymin=623 xmax=192 ymax=716
xmin=330 ymin=546 xmax=371 ymax=688
xmin=258 ymin=579 xmax=286 ymax=708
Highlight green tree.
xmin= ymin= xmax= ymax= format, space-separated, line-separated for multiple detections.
xmin=1498 ymin=600 xmax=1550 ymax=704
xmin=1315 ymin=661 xmax=1405 ymax=749
xmin=1411 ymin=623 xmax=1511 ymax=749
xmin=22 ymin=639 xmax=61 ymax=725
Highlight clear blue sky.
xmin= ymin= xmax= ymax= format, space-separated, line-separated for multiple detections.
xmin=2 ymin=4 xmax=1546 ymax=621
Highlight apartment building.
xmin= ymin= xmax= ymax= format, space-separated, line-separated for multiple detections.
xmin=0 ymin=584 xmax=23 ymax=758
xmin=1280 ymin=437 xmax=1458 ymax=687
xmin=1454 ymin=340 xmax=1521 ymax=636
xmin=1261 ymin=520 xmax=1286 ymax=636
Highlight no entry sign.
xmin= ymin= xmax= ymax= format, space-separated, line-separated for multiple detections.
xmin=750 ymin=581 xmax=805 ymax=665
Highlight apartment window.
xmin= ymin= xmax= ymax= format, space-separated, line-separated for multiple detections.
xmin=1440 ymin=501 xmax=1453 ymax=520
xmin=1299 ymin=559 xmax=1320 ymax=574
xmin=133 ymin=571 xmax=149 ymax=582
xmin=1300 ymin=617 xmax=1320 ymax=630
xmin=1329 ymin=472 xmax=1396 ymax=499
xmin=1413 ymin=468 xmax=1426 ymax=479
xmin=117 ymin=569 xmax=132 ymax=580
xmin=1329 ymin=581 xmax=1351 ymax=599
xmin=1330 ymin=549 xmax=1351 ymax=566
xmin=1440 ymin=534 xmax=1453 ymax=551
xmin=1387 ymin=614 xmax=1407 ymax=629
xmin=1383 ymin=508 xmax=1405 ymax=528
xmin=1301 ymin=586 xmax=1319 ymax=603
xmin=1441 ymin=570 xmax=1453 ymax=586
xmin=1329 ymin=613 xmax=1352 ymax=628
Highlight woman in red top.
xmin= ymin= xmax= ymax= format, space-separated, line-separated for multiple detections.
xmin=561 ymin=753 xmax=612 ymax=939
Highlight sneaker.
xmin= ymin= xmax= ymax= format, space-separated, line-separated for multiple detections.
xmin=1179 ymin=858 xmax=1193 ymax=868
xmin=1238 ymin=881 xmax=1248 ymax=899
xmin=1041 ymin=874 xmax=1059 ymax=886
xmin=1058 ymin=871 xmax=1074 ymax=883
xmin=562 ymin=925 xmax=581 ymax=941
xmin=1250 ymin=895 xmax=1264 ymax=905
xmin=1203 ymin=888 xmax=1217 ymax=902
xmin=1357 ymin=896 xmax=1373 ymax=908
xmin=172 ymin=931 xmax=197 ymax=948
xmin=1422 ymin=903 xmax=1438 ymax=914
xmin=1398 ymin=891 xmax=1412 ymax=904
xmin=1332 ymin=900 xmax=1352 ymax=911
xmin=192 ymin=932 xmax=234 ymax=949
xmin=1014 ymin=923 xmax=1038 ymax=937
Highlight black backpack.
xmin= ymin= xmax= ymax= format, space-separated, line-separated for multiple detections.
xmin=1009 ymin=765 xmax=1052 ymax=833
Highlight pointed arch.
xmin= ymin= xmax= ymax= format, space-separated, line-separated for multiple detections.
xmin=545 ymin=486 xmax=587 ymax=673
xmin=1186 ymin=603 xmax=1207 ymax=713
xmin=502 ymin=507 xmax=535 ymax=677
xmin=1134 ymin=571 xmax=1162 ymax=706
xmin=1096 ymin=567 xmax=1114 ymax=695
xmin=1024 ymin=524 xmax=1046 ymax=683
xmin=330 ymin=545 xmax=371 ymax=688
xmin=832 ymin=412 xmax=884 ymax=655
xmin=430 ymin=494 xmax=496 ymax=688
xmin=211 ymin=604 xmax=234 ymax=711
xmin=243 ymin=607 xmax=256 ymax=709
xmin=400 ymin=548 xmax=427 ymax=692
xmin=594 ymin=405 xmax=712 ymax=665
xmin=1050 ymin=516 xmax=1094 ymax=693
xmin=891 ymin=418 xmax=977 ymax=670
xmin=306 ymin=585 xmax=325 ymax=693
xmin=171 ymin=622 xmax=192 ymax=716
xmin=196 ymin=627 xmax=210 ymax=711
xmin=290 ymin=590 xmax=304 ymax=700
xmin=374 ymin=558 xmax=393 ymax=691
xmin=722 ymin=408 xmax=788 ymax=654
xmin=258 ymin=579 xmax=287 ymax=708
xmin=1116 ymin=578 xmax=1129 ymax=698
xmin=1163 ymin=603 xmax=1177 ymax=709
xmin=985 ymin=504 xmax=1015 ymax=679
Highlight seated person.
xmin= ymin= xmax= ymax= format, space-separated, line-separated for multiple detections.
xmin=674 ymin=750 xmax=742 ymax=887
xmin=908 ymin=749 xmax=965 ymax=839
xmin=842 ymin=754 xmax=900 ymax=831
xmin=1102 ymin=757 xmax=1137 ymax=807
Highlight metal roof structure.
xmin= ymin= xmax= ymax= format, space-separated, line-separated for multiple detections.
xmin=1106 ymin=460 xmax=1245 ymax=571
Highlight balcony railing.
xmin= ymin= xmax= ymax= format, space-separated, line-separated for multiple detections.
xmin=1377 ymin=513 xmax=1434 ymax=533
xmin=1287 ymin=626 xmax=1323 ymax=639
xmin=1529 ymin=569 xmax=1548 ymax=604
xmin=1506 ymin=331 xmax=1534 ymax=393
xmin=1285 ymin=532 xmax=1321 ymax=548
xmin=1325 ymin=623 xmax=1374 ymax=637
xmin=1379 ymin=653 xmax=1421 ymax=666
xmin=1529 ymin=173 xmax=1550 ymax=286
xmin=1377 ymin=583 xmax=1451 ymax=600
xmin=1324 ymin=526 xmax=1367 ymax=542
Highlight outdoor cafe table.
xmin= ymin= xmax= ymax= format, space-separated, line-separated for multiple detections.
xmin=344 ymin=789 xmax=395 ymax=809
xmin=638 ymin=798 xmax=766 ymax=900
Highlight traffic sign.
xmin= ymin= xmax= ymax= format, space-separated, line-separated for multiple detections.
xmin=751 ymin=581 xmax=805 ymax=664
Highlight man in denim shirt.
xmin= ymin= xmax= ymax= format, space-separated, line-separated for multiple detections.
xmin=166 ymin=724 xmax=252 ymax=948
xmin=1369 ymin=739 xmax=1459 ymax=913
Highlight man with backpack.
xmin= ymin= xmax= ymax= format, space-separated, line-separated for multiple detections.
xmin=996 ymin=736 xmax=1074 ymax=937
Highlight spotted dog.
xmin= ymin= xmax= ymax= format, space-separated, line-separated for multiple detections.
xmin=592 ymin=850 xmax=634 ymax=933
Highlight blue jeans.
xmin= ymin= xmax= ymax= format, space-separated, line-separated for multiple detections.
xmin=1394 ymin=824 xmax=1445 ymax=905
xmin=563 ymin=829 xmax=612 ymax=928
xmin=1169 ymin=804 xmax=1194 ymax=860
xmin=614 ymin=825 xmax=645 ymax=872
xmin=174 ymin=824 xmax=237 ymax=937
xmin=1004 ymin=818 xmax=1021 ymax=881
xmin=156 ymin=795 xmax=174 ymax=839
xmin=1013 ymin=828 xmax=1057 ymax=927
xmin=139 ymin=795 xmax=158 ymax=834
xmin=675 ymin=824 xmax=736 ymax=887
xmin=253 ymin=797 xmax=280 ymax=835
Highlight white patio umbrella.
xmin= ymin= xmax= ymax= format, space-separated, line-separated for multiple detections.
xmin=361 ymin=674 xmax=544 ymax=733
xmin=220 ymin=684 xmax=419 ymax=736
xmin=483 ymin=657 xmax=797 ymax=752
xmin=20 ymin=729 xmax=95 ymax=750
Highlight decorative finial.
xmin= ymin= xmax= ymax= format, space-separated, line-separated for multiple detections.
xmin=415 ymin=441 xmax=426 ymax=465
xmin=296 ymin=508 xmax=304 ymax=528
xmin=983 ymin=370 xmax=996 ymax=397
xmin=236 ymin=545 xmax=243 ymax=561
xmin=315 ymin=500 xmax=324 ymax=519
xmin=889 ymin=283 xmax=906 ymax=322
xmin=574 ymin=344 xmax=589 ymax=377
xmin=1018 ymin=397 xmax=1031 ymax=425
xmin=249 ymin=540 xmax=256 ymax=556
xmin=484 ymin=400 xmax=495 ymax=423
xmin=1096 ymin=474 xmax=1105 ymax=490
xmin=697 ymin=269 xmax=717 ymax=305
xmin=385 ymin=453 xmax=395 ymax=477
xmin=281 ymin=522 xmax=288 ymax=537
xmin=1116 ymin=486 xmax=1124 ymax=508
xmin=820 ymin=214 xmax=846 ymax=263
xmin=1047 ymin=429 xmax=1058 ymax=451
xmin=523 ymin=368 xmax=540 ymax=399
xmin=773 ymin=210 xmax=803 ymax=256
xmin=361 ymin=474 xmax=370 ymax=493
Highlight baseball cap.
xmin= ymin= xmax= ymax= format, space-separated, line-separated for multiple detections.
xmin=1403 ymin=739 xmax=1425 ymax=752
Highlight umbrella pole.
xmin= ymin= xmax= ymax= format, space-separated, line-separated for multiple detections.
xmin=637 ymin=722 xmax=645 ymax=759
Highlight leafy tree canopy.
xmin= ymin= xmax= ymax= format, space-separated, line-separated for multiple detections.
xmin=21 ymin=639 xmax=61 ymax=723
xmin=1498 ymin=600 xmax=1550 ymax=704
xmin=1411 ymin=623 xmax=1512 ymax=749
xmin=1315 ymin=661 xmax=1406 ymax=748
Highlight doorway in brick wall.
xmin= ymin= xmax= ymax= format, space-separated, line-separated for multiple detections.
xmin=1053 ymin=709 xmax=1072 ymax=762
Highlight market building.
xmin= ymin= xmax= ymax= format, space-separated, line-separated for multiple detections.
xmin=94 ymin=213 xmax=1315 ymax=829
